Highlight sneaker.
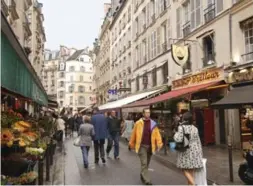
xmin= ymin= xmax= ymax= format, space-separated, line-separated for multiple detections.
xmin=102 ymin=158 xmax=106 ymax=164
xmin=84 ymin=164 xmax=88 ymax=169
xmin=95 ymin=159 xmax=99 ymax=164
xmin=115 ymin=156 xmax=120 ymax=160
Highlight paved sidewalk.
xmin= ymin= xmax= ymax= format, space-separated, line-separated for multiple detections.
xmin=156 ymin=145 xmax=244 ymax=185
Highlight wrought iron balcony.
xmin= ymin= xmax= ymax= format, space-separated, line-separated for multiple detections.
xmin=204 ymin=3 xmax=216 ymax=23
xmin=202 ymin=53 xmax=216 ymax=67
xmin=183 ymin=21 xmax=191 ymax=37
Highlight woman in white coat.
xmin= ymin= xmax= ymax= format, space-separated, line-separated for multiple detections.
xmin=173 ymin=112 xmax=203 ymax=185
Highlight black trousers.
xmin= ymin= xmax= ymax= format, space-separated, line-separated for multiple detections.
xmin=94 ymin=139 xmax=105 ymax=161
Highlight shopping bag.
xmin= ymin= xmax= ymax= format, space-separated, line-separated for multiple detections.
xmin=194 ymin=158 xmax=207 ymax=186
xmin=73 ymin=137 xmax=80 ymax=147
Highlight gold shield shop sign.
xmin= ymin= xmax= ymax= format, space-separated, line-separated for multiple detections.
xmin=171 ymin=44 xmax=189 ymax=67
xmin=172 ymin=67 xmax=223 ymax=89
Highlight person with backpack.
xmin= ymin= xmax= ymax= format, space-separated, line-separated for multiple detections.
xmin=173 ymin=111 xmax=203 ymax=185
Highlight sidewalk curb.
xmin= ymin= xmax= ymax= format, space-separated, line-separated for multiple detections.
xmin=120 ymin=138 xmax=217 ymax=185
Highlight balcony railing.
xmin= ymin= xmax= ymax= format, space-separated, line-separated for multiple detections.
xmin=241 ymin=52 xmax=253 ymax=63
xmin=183 ymin=21 xmax=191 ymax=37
xmin=204 ymin=3 xmax=216 ymax=23
xmin=202 ymin=53 xmax=216 ymax=67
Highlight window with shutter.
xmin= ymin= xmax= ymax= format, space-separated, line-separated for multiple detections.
xmin=146 ymin=3 xmax=150 ymax=26
xmin=190 ymin=0 xmax=195 ymax=29
xmin=151 ymin=34 xmax=154 ymax=59
xmin=150 ymin=0 xmax=155 ymax=18
xmin=176 ymin=8 xmax=182 ymax=38
xmin=155 ymin=0 xmax=160 ymax=18
xmin=154 ymin=31 xmax=157 ymax=57
xmin=157 ymin=27 xmax=161 ymax=55
xmin=216 ymin=0 xmax=223 ymax=14
xmin=147 ymin=36 xmax=151 ymax=60
xmin=196 ymin=0 xmax=201 ymax=27
xmin=167 ymin=17 xmax=171 ymax=48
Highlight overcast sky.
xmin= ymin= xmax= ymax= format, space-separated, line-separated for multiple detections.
xmin=40 ymin=0 xmax=110 ymax=50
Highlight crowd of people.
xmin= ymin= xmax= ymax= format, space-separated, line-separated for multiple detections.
xmin=43 ymin=107 xmax=206 ymax=185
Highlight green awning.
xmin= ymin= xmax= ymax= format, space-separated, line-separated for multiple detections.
xmin=1 ymin=12 xmax=47 ymax=105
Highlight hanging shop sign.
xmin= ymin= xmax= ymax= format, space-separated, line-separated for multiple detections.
xmin=172 ymin=67 xmax=224 ymax=89
xmin=227 ymin=67 xmax=253 ymax=84
xmin=171 ymin=44 xmax=189 ymax=67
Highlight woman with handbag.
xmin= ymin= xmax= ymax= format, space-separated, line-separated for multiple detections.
xmin=78 ymin=115 xmax=95 ymax=168
xmin=173 ymin=112 xmax=203 ymax=185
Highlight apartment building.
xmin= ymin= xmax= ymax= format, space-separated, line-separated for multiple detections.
xmin=93 ymin=7 xmax=112 ymax=105
xmin=131 ymin=0 xmax=170 ymax=93
xmin=110 ymin=0 xmax=133 ymax=99
xmin=2 ymin=0 xmax=46 ymax=80
xmin=43 ymin=50 xmax=60 ymax=96
xmin=61 ymin=49 xmax=94 ymax=112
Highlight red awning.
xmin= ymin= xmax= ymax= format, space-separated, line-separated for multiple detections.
xmin=123 ymin=81 xmax=222 ymax=108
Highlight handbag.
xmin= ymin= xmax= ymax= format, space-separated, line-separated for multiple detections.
xmin=194 ymin=158 xmax=207 ymax=186
xmin=73 ymin=136 xmax=80 ymax=147
xmin=175 ymin=125 xmax=190 ymax=152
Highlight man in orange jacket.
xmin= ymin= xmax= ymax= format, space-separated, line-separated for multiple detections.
xmin=129 ymin=108 xmax=163 ymax=185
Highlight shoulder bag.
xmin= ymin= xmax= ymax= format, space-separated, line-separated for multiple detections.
xmin=175 ymin=125 xmax=190 ymax=152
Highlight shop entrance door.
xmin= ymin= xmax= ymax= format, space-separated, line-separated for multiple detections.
xmin=204 ymin=108 xmax=215 ymax=145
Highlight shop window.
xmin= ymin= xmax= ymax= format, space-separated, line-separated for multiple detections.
xmin=202 ymin=33 xmax=215 ymax=67
xmin=152 ymin=68 xmax=157 ymax=87
xmin=162 ymin=62 xmax=168 ymax=84
xmin=240 ymin=108 xmax=253 ymax=149
xmin=242 ymin=18 xmax=253 ymax=62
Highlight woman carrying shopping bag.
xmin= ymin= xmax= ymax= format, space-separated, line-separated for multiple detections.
xmin=173 ymin=111 xmax=204 ymax=185
xmin=78 ymin=115 xmax=95 ymax=168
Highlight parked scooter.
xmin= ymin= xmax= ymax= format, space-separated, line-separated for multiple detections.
xmin=238 ymin=142 xmax=253 ymax=185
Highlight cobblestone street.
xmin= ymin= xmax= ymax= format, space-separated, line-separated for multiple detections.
xmin=64 ymin=137 xmax=186 ymax=185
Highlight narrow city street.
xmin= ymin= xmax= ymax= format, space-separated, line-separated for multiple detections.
xmin=64 ymin=137 xmax=186 ymax=185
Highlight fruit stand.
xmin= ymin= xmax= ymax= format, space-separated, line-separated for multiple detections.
xmin=1 ymin=109 xmax=56 ymax=185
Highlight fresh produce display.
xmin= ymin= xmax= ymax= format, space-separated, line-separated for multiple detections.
xmin=25 ymin=147 xmax=44 ymax=156
xmin=1 ymin=110 xmax=23 ymax=128
xmin=1 ymin=171 xmax=38 ymax=185
xmin=1 ymin=129 xmax=14 ymax=146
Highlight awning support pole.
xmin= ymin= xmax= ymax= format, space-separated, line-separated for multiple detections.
xmin=228 ymin=135 xmax=234 ymax=182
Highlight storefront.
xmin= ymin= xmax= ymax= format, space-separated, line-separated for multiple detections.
xmin=212 ymin=65 xmax=253 ymax=149
xmin=123 ymin=67 xmax=227 ymax=145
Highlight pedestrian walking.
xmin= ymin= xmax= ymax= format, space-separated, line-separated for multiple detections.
xmin=106 ymin=110 xmax=121 ymax=159
xmin=91 ymin=107 xmax=108 ymax=164
xmin=54 ymin=115 xmax=66 ymax=153
xmin=78 ymin=115 xmax=95 ymax=168
xmin=121 ymin=116 xmax=134 ymax=151
xmin=75 ymin=112 xmax=83 ymax=131
xmin=173 ymin=111 xmax=203 ymax=185
xmin=129 ymin=108 xmax=163 ymax=185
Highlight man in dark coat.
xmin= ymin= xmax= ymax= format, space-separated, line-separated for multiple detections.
xmin=106 ymin=110 xmax=121 ymax=159
xmin=91 ymin=107 xmax=108 ymax=164
xmin=75 ymin=112 xmax=83 ymax=131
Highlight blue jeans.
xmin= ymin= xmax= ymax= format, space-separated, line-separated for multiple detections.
xmin=106 ymin=132 xmax=120 ymax=158
xmin=80 ymin=146 xmax=90 ymax=166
